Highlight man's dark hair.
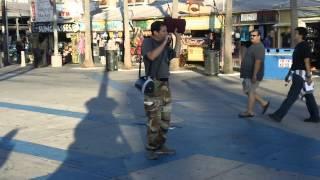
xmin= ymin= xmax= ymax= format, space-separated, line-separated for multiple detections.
xmin=250 ymin=29 xmax=261 ymax=36
xmin=151 ymin=21 xmax=166 ymax=35
xmin=295 ymin=27 xmax=308 ymax=40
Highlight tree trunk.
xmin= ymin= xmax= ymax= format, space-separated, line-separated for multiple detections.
xmin=290 ymin=0 xmax=297 ymax=48
xmin=123 ymin=0 xmax=132 ymax=69
xmin=172 ymin=0 xmax=180 ymax=57
xmin=83 ymin=0 xmax=94 ymax=68
xmin=1 ymin=0 xmax=9 ymax=67
xmin=223 ymin=0 xmax=233 ymax=74
xmin=170 ymin=0 xmax=181 ymax=70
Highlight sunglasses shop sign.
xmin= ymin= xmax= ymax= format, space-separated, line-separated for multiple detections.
xmin=32 ymin=22 xmax=80 ymax=33
xmin=241 ymin=13 xmax=257 ymax=22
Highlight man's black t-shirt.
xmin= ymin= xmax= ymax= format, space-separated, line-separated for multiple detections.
xmin=291 ymin=41 xmax=311 ymax=70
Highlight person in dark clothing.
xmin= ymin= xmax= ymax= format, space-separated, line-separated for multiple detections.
xmin=269 ymin=27 xmax=320 ymax=123
xmin=16 ymin=41 xmax=24 ymax=63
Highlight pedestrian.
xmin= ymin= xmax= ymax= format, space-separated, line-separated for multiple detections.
xmin=142 ymin=21 xmax=177 ymax=160
xmin=263 ymin=32 xmax=273 ymax=48
xmin=78 ymin=33 xmax=85 ymax=64
xmin=239 ymin=29 xmax=270 ymax=118
xmin=269 ymin=27 xmax=319 ymax=123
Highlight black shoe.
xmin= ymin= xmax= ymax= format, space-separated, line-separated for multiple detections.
xmin=146 ymin=150 xmax=159 ymax=160
xmin=155 ymin=145 xmax=176 ymax=155
xmin=304 ymin=118 xmax=320 ymax=123
xmin=268 ymin=113 xmax=282 ymax=122
xmin=262 ymin=101 xmax=270 ymax=114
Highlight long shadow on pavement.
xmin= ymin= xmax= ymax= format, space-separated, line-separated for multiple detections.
xmin=0 ymin=129 xmax=19 ymax=168
xmin=170 ymin=75 xmax=320 ymax=177
xmin=0 ymin=65 xmax=34 ymax=81
xmin=40 ymin=68 xmax=135 ymax=179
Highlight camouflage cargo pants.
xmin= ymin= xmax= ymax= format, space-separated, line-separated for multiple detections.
xmin=144 ymin=80 xmax=171 ymax=151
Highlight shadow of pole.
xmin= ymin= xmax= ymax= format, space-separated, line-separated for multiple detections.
xmin=0 ymin=129 xmax=19 ymax=168
xmin=0 ymin=65 xmax=34 ymax=81
xmin=43 ymin=68 xmax=134 ymax=179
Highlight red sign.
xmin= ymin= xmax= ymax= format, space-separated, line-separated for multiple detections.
xmin=31 ymin=1 xmax=36 ymax=21
xmin=187 ymin=0 xmax=204 ymax=4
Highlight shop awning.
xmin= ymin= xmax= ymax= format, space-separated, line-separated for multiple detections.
xmin=232 ymin=0 xmax=320 ymax=14
xmin=272 ymin=23 xmax=291 ymax=27
xmin=92 ymin=2 xmax=212 ymax=21
xmin=1 ymin=2 xmax=30 ymax=17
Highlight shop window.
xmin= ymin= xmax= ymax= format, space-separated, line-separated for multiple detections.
xmin=240 ymin=26 xmax=250 ymax=42
xmin=232 ymin=15 xmax=240 ymax=24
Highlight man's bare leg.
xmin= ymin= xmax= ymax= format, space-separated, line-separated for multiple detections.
xmin=247 ymin=91 xmax=256 ymax=115
xmin=255 ymin=94 xmax=268 ymax=107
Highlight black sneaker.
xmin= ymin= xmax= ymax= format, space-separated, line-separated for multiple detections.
xmin=155 ymin=145 xmax=176 ymax=155
xmin=304 ymin=118 xmax=320 ymax=123
xmin=268 ymin=113 xmax=282 ymax=122
xmin=146 ymin=150 xmax=159 ymax=160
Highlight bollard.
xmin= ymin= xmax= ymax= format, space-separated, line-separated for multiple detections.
xmin=100 ymin=56 xmax=106 ymax=65
xmin=51 ymin=55 xmax=62 ymax=67
xmin=21 ymin=51 xmax=26 ymax=67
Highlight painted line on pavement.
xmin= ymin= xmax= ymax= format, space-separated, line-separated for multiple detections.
xmin=0 ymin=102 xmax=85 ymax=119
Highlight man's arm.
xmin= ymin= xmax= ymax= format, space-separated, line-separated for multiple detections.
xmin=252 ymin=46 xmax=265 ymax=83
xmin=146 ymin=36 xmax=169 ymax=61
xmin=252 ymin=59 xmax=262 ymax=83
xmin=304 ymin=57 xmax=312 ymax=84
xmin=303 ymin=42 xmax=313 ymax=84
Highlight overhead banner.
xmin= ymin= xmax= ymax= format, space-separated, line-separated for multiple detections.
xmin=32 ymin=22 xmax=80 ymax=33
xmin=32 ymin=0 xmax=83 ymax=22
xmin=34 ymin=0 xmax=53 ymax=22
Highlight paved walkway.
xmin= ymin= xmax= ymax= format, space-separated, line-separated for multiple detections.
xmin=0 ymin=65 xmax=319 ymax=179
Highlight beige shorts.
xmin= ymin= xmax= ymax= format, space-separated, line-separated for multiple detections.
xmin=242 ymin=78 xmax=260 ymax=94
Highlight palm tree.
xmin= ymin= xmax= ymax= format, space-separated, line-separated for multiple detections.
xmin=123 ymin=0 xmax=132 ymax=69
xmin=82 ymin=0 xmax=94 ymax=67
xmin=223 ymin=0 xmax=233 ymax=74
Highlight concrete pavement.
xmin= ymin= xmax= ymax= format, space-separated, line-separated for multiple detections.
xmin=0 ymin=64 xmax=319 ymax=179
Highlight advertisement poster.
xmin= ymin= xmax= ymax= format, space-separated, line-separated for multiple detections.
xmin=34 ymin=0 xmax=53 ymax=22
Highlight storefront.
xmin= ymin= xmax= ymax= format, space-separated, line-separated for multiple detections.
xmin=233 ymin=10 xmax=279 ymax=67
xmin=181 ymin=15 xmax=221 ymax=62
xmin=31 ymin=22 xmax=81 ymax=64
xmin=273 ymin=12 xmax=320 ymax=68
xmin=305 ymin=20 xmax=320 ymax=68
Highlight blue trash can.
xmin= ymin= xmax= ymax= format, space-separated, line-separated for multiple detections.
xmin=264 ymin=48 xmax=294 ymax=80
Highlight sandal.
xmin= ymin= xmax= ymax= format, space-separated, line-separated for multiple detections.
xmin=262 ymin=101 xmax=270 ymax=114
xmin=238 ymin=112 xmax=254 ymax=118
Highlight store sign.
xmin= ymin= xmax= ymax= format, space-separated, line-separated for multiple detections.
xmin=106 ymin=21 xmax=123 ymax=31
xmin=31 ymin=1 xmax=36 ymax=21
xmin=135 ymin=19 xmax=159 ymax=30
xmin=79 ymin=21 xmax=107 ymax=31
xmin=186 ymin=0 xmax=204 ymax=4
xmin=278 ymin=59 xmax=292 ymax=68
xmin=79 ymin=21 xmax=123 ymax=32
xmin=56 ymin=0 xmax=83 ymax=20
xmin=183 ymin=16 xmax=209 ymax=30
xmin=240 ymin=13 xmax=257 ymax=22
xmin=32 ymin=22 xmax=80 ymax=33
xmin=34 ymin=0 xmax=53 ymax=22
